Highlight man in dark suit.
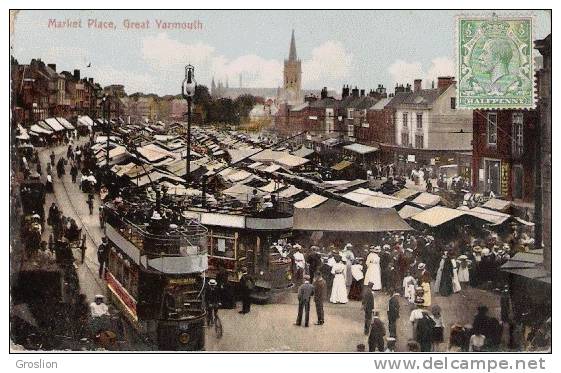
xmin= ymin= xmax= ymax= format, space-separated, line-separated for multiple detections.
xmin=239 ymin=267 xmax=253 ymax=314
xmin=294 ymin=275 xmax=314 ymax=327
xmin=362 ymin=285 xmax=375 ymax=335
xmin=387 ymin=292 xmax=400 ymax=338
xmin=306 ymin=247 xmax=322 ymax=283
xmin=368 ymin=311 xmax=386 ymax=352
xmin=416 ymin=311 xmax=435 ymax=352
xmin=313 ymin=272 xmax=326 ymax=325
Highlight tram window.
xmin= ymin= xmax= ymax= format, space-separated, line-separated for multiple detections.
xmin=217 ymin=239 xmax=226 ymax=253
xmin=212 ymin=237 xmax=235 ymax=258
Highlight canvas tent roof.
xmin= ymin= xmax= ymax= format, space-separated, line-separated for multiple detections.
xmin=77 ymin=115 xmax=94 ymax=127
xmin=227 ymin=148 xmax=260 ymax=164
xmin=411 ymin=192 xmax=441 ymax=208
xmin=137 ymin=143 xmax=175 ymax=163
xmin=56 ymin=117 xmax=75 ymax=130
xmin=343 ymin=143 xmax=378 ymax=155
xmin=44 ymin=117 xmax=65 ymax=132
xmin=331 ymin=160 xmax=353 ymax=171
xmin=411 ymin=206 xmax=471 ymax=227
xmin=276 ymin=154 xmax=309 ymax=169
xmin=398 ymin=205 xmax=425 ymax=220
xmin=291 ymin=147 xmax=315 ymax=158
xmin=343 ymin=188 xmax=405 ymax=209
xmin=278 ymin=185 xmax=303 ymax=198
xmin=393 ymin=188 xmax=422 ymax=200
xmin=222 ymin=183 xmax=264 ymax=202
xmin=293 ymin=193 xmax=328 ymax=209
xmin=501 ymin=250 xmax=550 ymax=284
xmin=482 ymin=198 xmax=513 ymax=212
xmin=259 ymin=181 xmax=285 ymax=193
xmin=465 ymin=206 xmax=512 ymax=225
xmin=30 ymin=124 xmax=52 ymax=135
xmin=293 ymin=203 xmax=412 ymax=232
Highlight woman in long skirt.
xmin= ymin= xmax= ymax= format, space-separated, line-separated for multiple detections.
xmin=330 ymin=258 xmax=348 ymax=304
xmin=348 ymin=259 xmax=364 ymax=300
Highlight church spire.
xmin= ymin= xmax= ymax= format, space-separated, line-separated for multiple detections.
xmin=289 ymin=29 xmax=297 ymax=61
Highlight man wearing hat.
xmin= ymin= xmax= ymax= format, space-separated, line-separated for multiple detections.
xmin=97 ymin=237 xmax=110 ymax=279
xmin=90 ymin=294 xmax=109 ymax=318
xmin=238 ymin=267 xmax=253 ymax=314
xmin=205 ymin=279 xmax=220 ymax=326
xmin=292 ymin=244 xmax=306 ymax=283
xmin=380 ymin=244 xmax=392 ymax=291
xmin=362 ymin=284 xmax=375 ymax=335
xmin=313 ymin=272 xmax=326 ymax=325
xmin=387 ymin=292 xmax=400 ymax=338
xmin=306 ymin=246 xmax=322 ymax=283
xmin=368 ymin=311 xmax=386 ymax=352
xmin=417 ymin=263 xmax=431 ymax=307
xmin=295 ymin=275 xmax=314 ymax=327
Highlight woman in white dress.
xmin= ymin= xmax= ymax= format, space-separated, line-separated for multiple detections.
xmin=457 ymin=255 xmax=470 ymax=284
xmin=451 ymin=258 xmax=462 ymax=293
xmin=330 ymin=257 xmax=348 ymax=304
xmin=364 ymin=246 xmax=382 ymax=290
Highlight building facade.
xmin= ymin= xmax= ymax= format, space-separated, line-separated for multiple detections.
xmin=471 ymin=109 xmax=538 ymax=202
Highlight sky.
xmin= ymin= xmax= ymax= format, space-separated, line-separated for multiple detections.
xmin=11 ymin=10 xmax=551 ymax=96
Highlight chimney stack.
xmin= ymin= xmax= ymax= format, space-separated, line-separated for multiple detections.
xmin=352 ymin=86 xmax=359 ymax=98
xmin=360 ymin=89 xmax=365 ymax=97
xmin=405 ymin=83 xmax=411 ymax=92
xmin=437 ymin=76 xmax=455 ymax=92
xmin=342 ymin=85 xmax=350 ymax=98
xmin=47 ymin=63 xmax=56 ymax=71
xmin=89 ymin=77 xmax=94 ymax=83
xmin=414 ymin=79 xmax=422 ymax=92
xmin=321 ymin=87 xmax=328 ymax=99
xmin=73 ymin=69 xmax=80 ymax=80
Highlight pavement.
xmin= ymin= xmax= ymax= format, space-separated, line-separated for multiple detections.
xmin=36 ymin=142 xmax=502 ymax=352
xmin=37 ymin=140 xmax=107 ymax=301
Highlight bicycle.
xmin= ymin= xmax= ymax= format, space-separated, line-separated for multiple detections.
xmin=207 ymin=305 xmax=223 ymax=339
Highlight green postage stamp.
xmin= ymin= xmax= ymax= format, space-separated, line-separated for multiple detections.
xmin=457 ymin=16 xmax=534 ymax=109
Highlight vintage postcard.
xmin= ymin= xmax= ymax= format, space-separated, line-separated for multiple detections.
xmin=8 ymin=8 xmax=551 ymax=360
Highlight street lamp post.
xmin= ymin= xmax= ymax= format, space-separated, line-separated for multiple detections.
xmin=181 ymin=64 xmax=196 ymax=189
xmin=101 ymin=94 xmax=110 ymax=168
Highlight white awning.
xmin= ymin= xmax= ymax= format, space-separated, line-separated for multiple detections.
xmin=44 ymin=117 xmax=65 ymax=132
xmin=343 ymin=143 xmax=378 ymax=154
xmin=56 ymin=117 xmax=75 ymax=130
xmin=30 ymin=124 xmax=53 ymax=135
xmin=411 ymin=206 xmax=467 ymax=227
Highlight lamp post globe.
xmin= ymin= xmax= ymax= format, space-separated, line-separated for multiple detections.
xmin=182 ymin=64 xmax=196 ymax=99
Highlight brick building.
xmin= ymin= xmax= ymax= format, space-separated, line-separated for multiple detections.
xmin=471 ymin=109 xmax=538 ymax=202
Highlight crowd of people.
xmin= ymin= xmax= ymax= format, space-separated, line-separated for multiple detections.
xmin=276 ymin=226 xmax=539 ymax=352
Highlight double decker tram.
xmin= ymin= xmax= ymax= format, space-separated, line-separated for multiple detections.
xmin=103 ymin=199 xmax=208 ymax=350
xmin=185 ymin=199 xmax=294 ymax=303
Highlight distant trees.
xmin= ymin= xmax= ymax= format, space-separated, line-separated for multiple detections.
xmin=195 ymin=85 xmax=259 ymax=125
